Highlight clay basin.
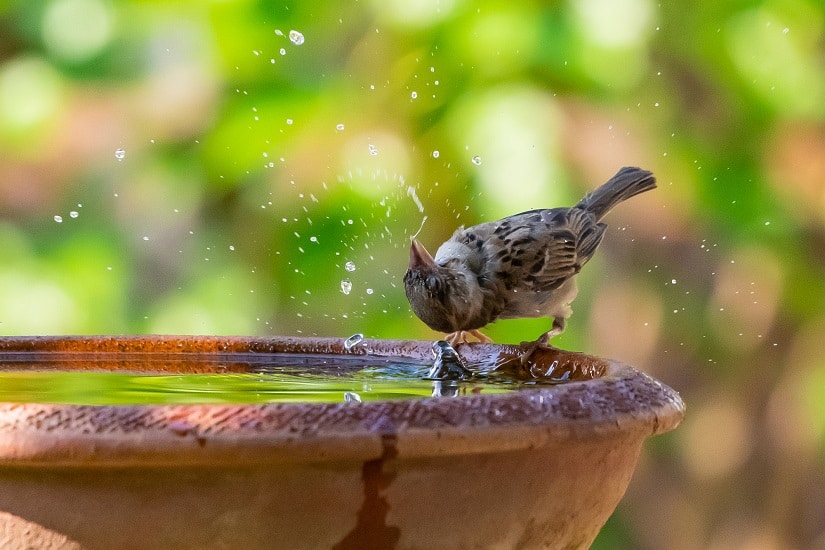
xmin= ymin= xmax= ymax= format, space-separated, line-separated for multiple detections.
xmin=0 ymin=335 xmax=684 ymax=549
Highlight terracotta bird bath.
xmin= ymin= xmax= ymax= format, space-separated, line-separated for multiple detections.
xmin=0 ymin=335 xmax=683 ymax=549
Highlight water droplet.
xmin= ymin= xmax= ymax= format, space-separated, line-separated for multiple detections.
xmin=229 ymin=245 xmax=235 ymax=251
xmin=115 ymin=148 xmax=126 ymax=161
xmin=368 ymin=144 xmax=378 ymax=156
xmin=142 ymin=236 xmax=149 ymax=241
xmin=407 ymin=186 xmax=425 ymax=213
xmin=336 ymin=123 xmax=345 ymax=131
xmin=344 ymin=261 xmax=356 ymax=272
xmin=344 ymin=333 xmax=364 ymax=350
xmin=432 ymin=150 xmax=440 ymax=158
xmin=289 ymin=30 xmax=305 ymax=45
xmin=344 ymin=391 xmax=362 ymax=403
xmin=69 ymin=211 xmax=79 ymax=218
xmin=411 ymin=91 xmax=418 ymax=99
xmin=471 ymin=155 xmax=482 ymax=165
xmin=366 ymin=288 xmax=374 ymax=295
xmin=340 ymin=279 xmax=352 ymax=295
xmin=671 ymin=279 xmax=677 ymax=285
xmin=53 ymin=215 xmax=63 ymax=223
xmin=279 ymin=47 xmax=287 ymax=56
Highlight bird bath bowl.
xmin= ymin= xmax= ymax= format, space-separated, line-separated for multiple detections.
xmin=0 ymin=335 xmax=683 ymax=549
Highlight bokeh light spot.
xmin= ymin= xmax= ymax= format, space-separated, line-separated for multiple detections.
xmin=0 ymin=271 xmax=79 ymax=334
xmin=0 ymin=57 xmax=64 ymax=144
xmin=681 ymin=399 xmax=752 ymax=479
xmin=369 ymin=0 xmax=457 ymax=29
xmin=572 ymin=0 xmax=654 ymax=47
xmin=726 ymin=6 xmax=825 ymax=117
xmin=42 ymin=0 xmax=115 ymax=63
xmin=447 ymin=85 xmax=565 ymax=216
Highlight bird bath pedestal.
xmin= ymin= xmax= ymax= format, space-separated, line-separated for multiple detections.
xmin=0 ymin=335 xmax=683 ymax=549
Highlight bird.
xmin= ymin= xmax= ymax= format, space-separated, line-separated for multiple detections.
xmin=403 ymin=166 xmax=656 ymax=359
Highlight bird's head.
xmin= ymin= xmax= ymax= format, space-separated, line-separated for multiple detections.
xmin=403 ymin=239 xmax=475 ymax=333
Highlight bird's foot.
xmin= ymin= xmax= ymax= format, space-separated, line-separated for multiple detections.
xmin=519 ymin=321 xmax=564 ymax=365
xmin=444 ymin=330 xmax=493 ymax=346
xmin=519 ymin=337 xmax=551 ymax=365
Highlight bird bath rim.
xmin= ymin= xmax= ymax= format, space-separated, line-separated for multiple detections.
xmin=0 ymin=335 xmax=684 ymax=468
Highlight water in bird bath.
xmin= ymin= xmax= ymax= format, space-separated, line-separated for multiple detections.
xmin=0 ymin=339 xmax=602 ymax=406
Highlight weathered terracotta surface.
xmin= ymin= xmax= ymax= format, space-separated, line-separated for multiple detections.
xmin=0 ymin=336 xmax=684 ymax=550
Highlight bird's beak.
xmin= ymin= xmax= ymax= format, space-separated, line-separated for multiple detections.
xmin=409 ymin=239 xmax=436 ymax=269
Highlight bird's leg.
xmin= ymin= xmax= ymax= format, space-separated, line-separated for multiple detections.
xmin=519 ymin=318 xmax=565 ymax=364
xmin=545 ymin=316 xmax=567 ymax=340
xmin=445 ymin=331 xmax=463 ymax=346
xmin=444 ymin=330 xmax=493 ymax=346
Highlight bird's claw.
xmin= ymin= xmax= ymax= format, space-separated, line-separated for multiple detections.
xmin=518 ymin=329 xmax=560 ymax=365
xmin=444 ymin=330 xmax=492 ymax=347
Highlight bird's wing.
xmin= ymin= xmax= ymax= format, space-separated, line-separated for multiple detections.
xmin=455 ymin=208 xmax=607 ymax=292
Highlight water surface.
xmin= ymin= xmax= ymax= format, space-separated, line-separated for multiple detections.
xmin=0 ymin=345 xmax=598 ymax=405
xmin=0 ymin=353 xmax=506 ymax=405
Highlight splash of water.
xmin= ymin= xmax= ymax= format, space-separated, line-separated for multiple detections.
xmin=343 ymin=391 xmax=361 ymax=403
xmin=344 ymin=333 xmax=364 ymax=350
xmin=427 ymin=341 xmax=472 ymax=380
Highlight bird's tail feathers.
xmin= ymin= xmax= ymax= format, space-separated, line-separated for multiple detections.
xmin=575 ymin=166 xmax=656 ymax=220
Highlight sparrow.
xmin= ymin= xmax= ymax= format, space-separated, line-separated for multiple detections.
xmin=403 ymin=166 xmax=656 ymax=358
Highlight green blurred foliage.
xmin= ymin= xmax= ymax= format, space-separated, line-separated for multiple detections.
xmin=2 ymin=0 xmax=825 ymax=547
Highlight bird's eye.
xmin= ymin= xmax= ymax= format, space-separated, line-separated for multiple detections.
xmin=426 ymin=275 xmax=440 ymax=290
